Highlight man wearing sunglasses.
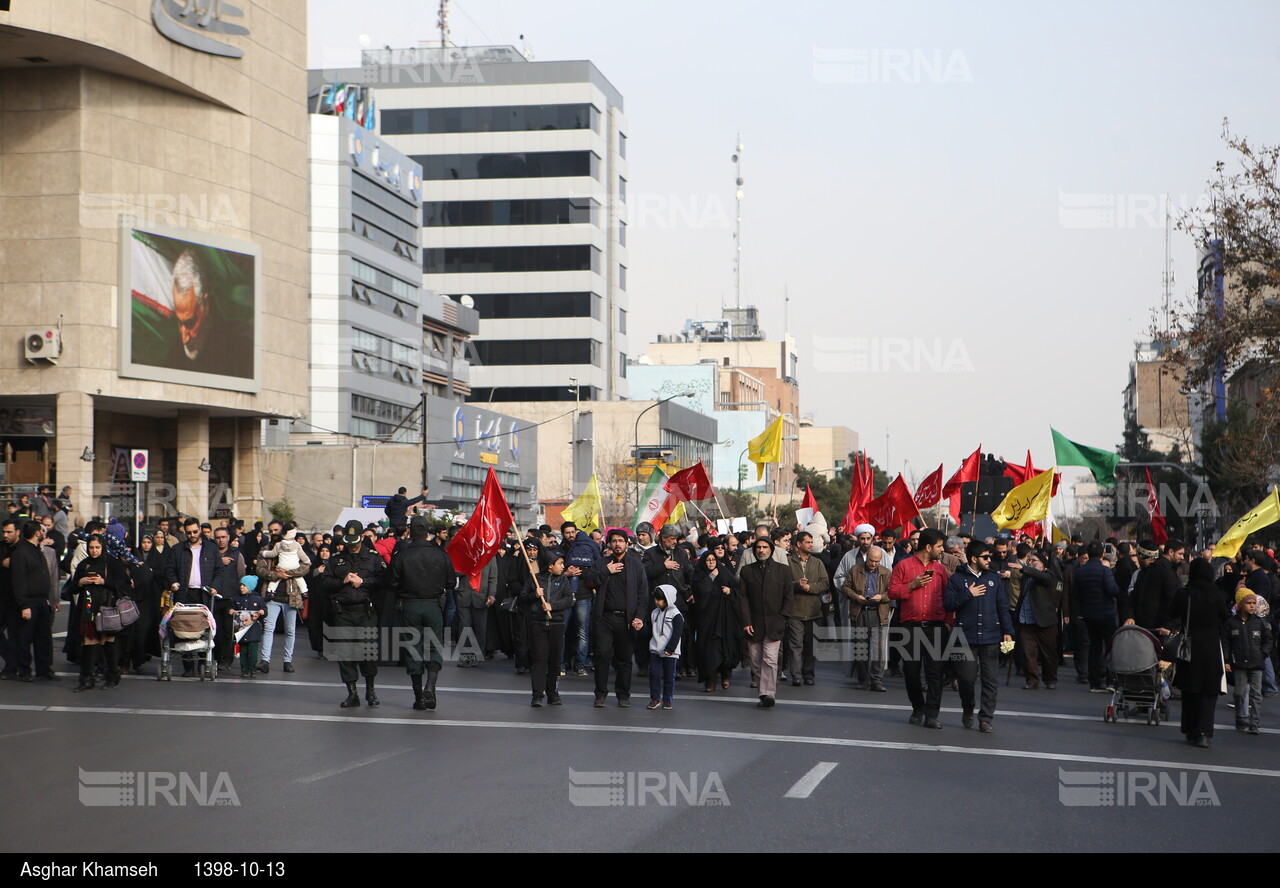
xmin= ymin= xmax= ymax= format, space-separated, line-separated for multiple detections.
xmin=944 ymin=541 xmax=1012 ymax=733
xmin=164 ymin=516 xmax=226 ymax=676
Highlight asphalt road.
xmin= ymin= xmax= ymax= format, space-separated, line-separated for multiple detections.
xmin=2 ymin=622 xmax=1275 ymax=853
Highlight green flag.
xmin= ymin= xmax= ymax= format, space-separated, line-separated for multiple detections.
xmin=1051 ymin=428 xmax=1119 ymax=487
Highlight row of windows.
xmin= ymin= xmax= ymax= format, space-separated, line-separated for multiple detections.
xmin=351 ymin=351 xmax=418 ymax=385
xmin=459 ymin=292 xmax=600 ymax=320
xmin=423 ymin=245 xmax=600 ymax=275
xmin=473 ymin=338 xmax=600 ymax=367
xmin=450 ymin=463 xmax=521 ymax=487
xmin=424 ymin=198 xmax=597 ymax=228
xmin=470 ymin=386 xmax=600 ymax=402
xmin=351 ymin=257 xmax=418 ymax=302
xmin=351 ymin=171 xmax=419 ymax=219
xmin=351 ymin=283 xmax=417 ymax=322
xmin=352 ymin=327 xmax=419 ymax=365
xmin=352 ymin=417 xmax=398 ymax=440
xmin=352 ymin=191 xmax=421 ymax=243
xmin=381 ymin=103 xmax=600 ymax=136
xmin=352 ymin=214 xmax=417 ymax=262
xmin=412 ymin=151 xmax=598 ymax=181
xmin=351 ymin=394 xmax=415 ymax=423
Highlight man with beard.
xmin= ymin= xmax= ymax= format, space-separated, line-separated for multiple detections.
xmin=739 ymin=536 xmax=794 ymax=708
xmin=325 ymin=520 xmax=386 ymax=708
xmin=389 ymin=517 xmax=455 ymax=710
xmin=585 ymin=529 xmax=648 ymax=708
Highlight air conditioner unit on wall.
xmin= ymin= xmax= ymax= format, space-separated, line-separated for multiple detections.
xmin=24 ymin=329 xmax=61 ymax=364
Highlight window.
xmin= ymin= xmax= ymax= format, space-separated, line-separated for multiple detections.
xmin=381 ymin=103 xmax=598 ymax=135
xmin=463 ymin=292 xmax=598 ymax=320
xmin=423 ymin=245 xmax=600 ymax=274
xmin=618 ymin=176 xmax=626 ymax=202
xmin=619 ymin=353 xmax=628 ymax=378
xmin=472 ymin=339 xmax=600 ymax=366
xmin=423 ymin=198 xmax=597 ymax=227
xmin=413 ymin=151 xmax=598 ymax=182
xmin=618 ymin=132 xmax=627 ymax=158
xmin=618 ymin=220 xmax=626 ymax=246
xmin=618 ymin=308 xmax=627 ymax=333
xmin=619 ymin=265 xmax=627 ymax=291
xmin=471 ymin=386 xmax=600 ymax=402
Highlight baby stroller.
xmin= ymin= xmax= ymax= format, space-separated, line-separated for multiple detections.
xmin=159 ymin=603 xmax=218 ymax=681
xmin=1102 ymin=624 xmax=1169 ymax=726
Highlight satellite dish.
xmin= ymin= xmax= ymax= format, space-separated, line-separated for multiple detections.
xmin=460 ymin=294 xmax=474 ymax=308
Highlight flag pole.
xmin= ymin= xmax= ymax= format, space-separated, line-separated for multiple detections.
xmin=513 ymin=523 xmax=551 ymax=619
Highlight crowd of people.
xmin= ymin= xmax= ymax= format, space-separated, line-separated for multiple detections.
xmin=1 ymin=489 xmax=1275 ymax=750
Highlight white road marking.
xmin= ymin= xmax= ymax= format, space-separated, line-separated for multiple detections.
xmin=296 ymin=748 xmax=414 ymax=784
xmin=6 ymin=703 xmax=1279 ymax=780
xmin=784 ymin=762 xmax=838 ymax=798
xmin=47 ymin=672 xmax=1277 ymax=734
xmin=0 ymin=726 xmax=53 ymax=740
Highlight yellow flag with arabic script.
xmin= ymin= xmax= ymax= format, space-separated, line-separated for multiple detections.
xmin=991 ymin=467 xmax=1055 ymax=531
xmin=560 ymin=473 xmax=602 ymax=534
xmin=747 ymin=415 xmax=785 ymax=481
xmin=1052 ymin=524 xmax=1071 ymax=544
xmin=1213 ymin=487 xmax=1280 ymax=559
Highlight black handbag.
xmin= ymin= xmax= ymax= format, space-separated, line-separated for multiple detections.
xmin=1163 ymin=598 xmax=1192 ymax=663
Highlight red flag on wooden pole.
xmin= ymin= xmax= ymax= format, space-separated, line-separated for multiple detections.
xmin=445 ymin=467 xmax=514 ymax=591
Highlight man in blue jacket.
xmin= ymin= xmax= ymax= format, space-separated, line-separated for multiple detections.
xmin=944 ymin=540 xmax=1012 ymax=733
xmin=559 ymin=521 xmax=601 ymax=675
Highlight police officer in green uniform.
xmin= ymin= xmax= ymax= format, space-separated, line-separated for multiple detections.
xmin=325 ymin=519 xmax=386 ymax=708
xmin=388 ymin=516 xmax=456 ymax=710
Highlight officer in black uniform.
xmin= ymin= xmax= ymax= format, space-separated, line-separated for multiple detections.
xmin=324 ymin=519 xmax=386 ymax=708
xmin=388 ymin=516 xmax=456 ymax=710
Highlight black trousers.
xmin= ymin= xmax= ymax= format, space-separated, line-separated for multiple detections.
xmin=529 ymin=620 xmax=565 ymax=698
xmin=14 ymin=602 xmax=54 ymax=677
xmin=901 ymin=621 xmax=949 ymax=718
xmin=1084 ymin=616 xmax=1117 ymax=688
xmin=331 ymin=604 xmax=378 ymax=684
xmin=0 ymin=597 xmax=15 ymax=673
xmin=511 ymin=606 xmax=531 ymax=669
xmin=1180 ymin=691 xmax=1219 ymax=739
xmin=593 ymin=612 xmax=634 ymax=698
xmin=954 ymin=641 xmax=999 ymax=721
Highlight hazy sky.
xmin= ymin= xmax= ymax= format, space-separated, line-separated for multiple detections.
xmin=308 ymin=0 xmax=1280 ymax=507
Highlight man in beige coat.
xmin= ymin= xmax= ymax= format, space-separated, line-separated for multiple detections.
xmin=843 ymin=545 xmax=893 ymax=692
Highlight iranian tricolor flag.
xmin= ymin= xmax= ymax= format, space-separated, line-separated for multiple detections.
xmin=633 ymin=463 xmax=713 ymax=530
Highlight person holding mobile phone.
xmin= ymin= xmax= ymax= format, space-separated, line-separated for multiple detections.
xmin=889 ymin=528 xmax=952 ymax=728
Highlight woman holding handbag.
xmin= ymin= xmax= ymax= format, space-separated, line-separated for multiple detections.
xmin=1173 ymin=558 xmax=1232 ymax=748
xmin=70 ymin=535 xmax=128 ymax=691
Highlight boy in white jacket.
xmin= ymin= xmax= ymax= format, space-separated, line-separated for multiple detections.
xmin=647 ymin=584 xmax=685 ymax=710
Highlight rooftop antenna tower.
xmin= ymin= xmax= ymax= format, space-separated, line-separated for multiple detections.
xmin=1162 ymin=201 xmax=1173 ymax=335
xmin=437 ymin=0 xmax=450 ymax=49
xmin=732 ymin=135 xmax=744 ymax=309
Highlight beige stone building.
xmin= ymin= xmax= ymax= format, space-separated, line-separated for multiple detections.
xmin=1122 ymin=340 xmax=1192 ymax=457
xmin=0 ymin=1 xmax=309 ymax=523
xmin=797 ymin=420 xmax=859 ymax=477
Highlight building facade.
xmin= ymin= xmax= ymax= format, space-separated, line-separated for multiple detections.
xmin=311 ymin=44 xmax=630 ymax=404
xmin=0 ymin=1 xmax=310 ymax=521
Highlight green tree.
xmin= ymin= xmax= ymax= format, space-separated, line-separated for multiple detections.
xmin=268 ymin=496 xmax=296 ymax=525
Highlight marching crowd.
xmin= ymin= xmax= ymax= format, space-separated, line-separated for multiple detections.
xmin=1 ymin=486 xmax=1275 ymax=749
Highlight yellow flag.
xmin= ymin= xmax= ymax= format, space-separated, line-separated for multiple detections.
xmin=991 ymin=467 xmax=1056 ymax=530
xmin=561 ymin=474 xmax=602 ymax=534
xmin=669 ymin=501 xmax=687 ymax=525
xmin=747 ymin=415 xmax=785 ymax=481
xmin=1213 ymin=487 xmax=1280 ymax=559
xmin=1052 ymin=524 xmax=1071 ymax=544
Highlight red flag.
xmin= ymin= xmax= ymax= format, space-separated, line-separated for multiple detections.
xmin=866 ymin=473 xmax=917 ymax=533
xmin=841 ymin=451 xmax=874 ymax=532
xmin=1145 ymin=467 xmax=1168 ymax=544
xmin=664 ymin=461 xmax=714 ymax=503
xmin=445 ymin=467 xmax=514 ymax=591
xmin=943 ymin=446 xmax=981 ymax=499
xmin=913 ymin=464 xmax=944 ymax=510
xmin=801 ymin=485 xmax=818 ymax=513
xmin=1003 ymin=451 xmax=1062 ymax=495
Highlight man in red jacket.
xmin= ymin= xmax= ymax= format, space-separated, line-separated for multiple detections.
xmin=889 ymin=528 xmax=952 ymax=728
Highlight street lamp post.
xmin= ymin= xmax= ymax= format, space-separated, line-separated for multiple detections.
xmin=633 ymin=391 xmax=697 ymax=513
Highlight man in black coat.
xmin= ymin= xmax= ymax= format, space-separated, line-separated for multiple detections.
xmin=9 ymin=520 xmax=53 ymax=680
xmin=384 ymin=486 xmax=430 ymax=527
xmin=163 ymin=517 xmax=226 ymax=677
xmin=585 ymin=529 xmax=649 ymax=707
xmin=1122 ymin=539 xmax=1184 ymax=636
xmin=324 ymin=520 xmax=386 ymax=708
xmin=0 ymin=517 xmax=18 ymax=678
xmin=739 ymin=536 xmax=795 ymax=708
xmin=388 ymin=518 xmax=456 ymax=710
